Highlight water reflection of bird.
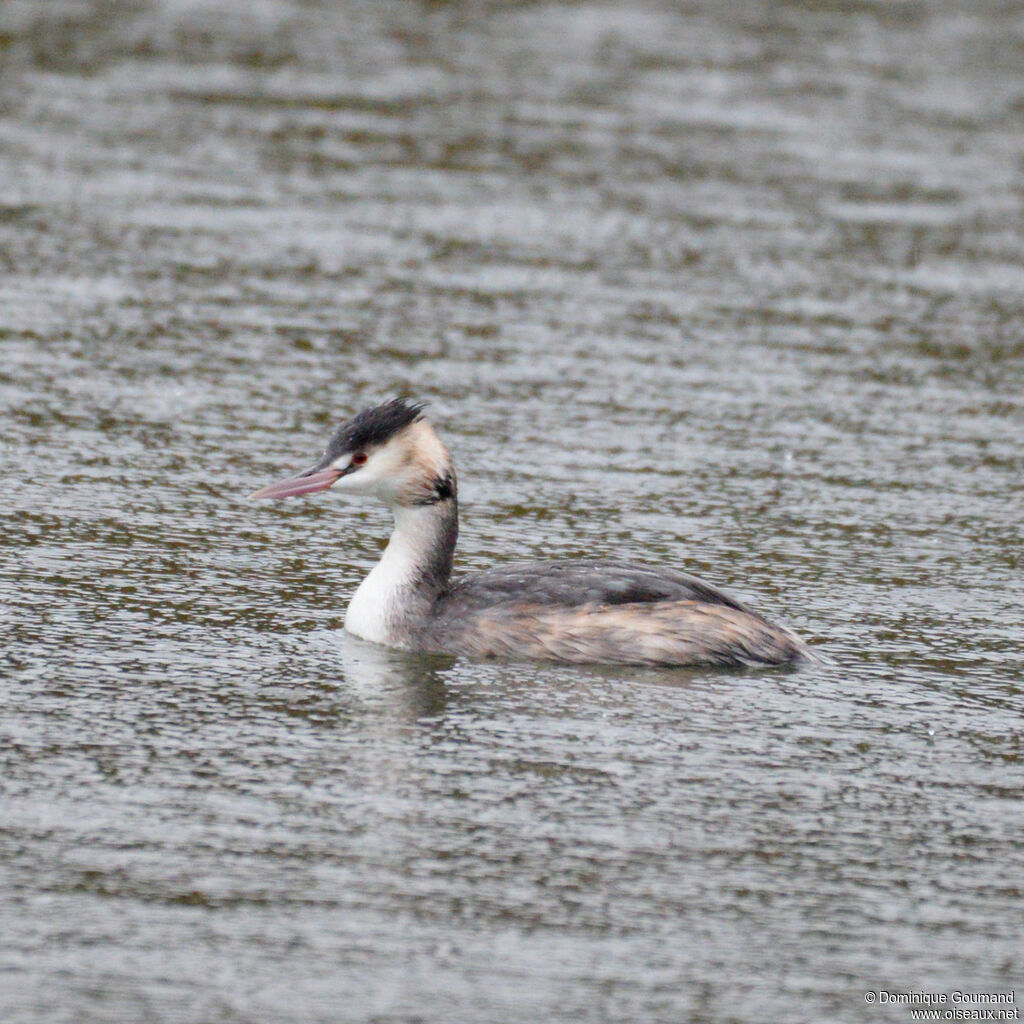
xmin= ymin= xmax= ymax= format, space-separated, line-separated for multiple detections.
xmin=252 ymin=399 xmax=809 ymax=667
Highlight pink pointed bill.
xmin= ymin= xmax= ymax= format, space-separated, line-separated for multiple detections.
xmin=250 ymin=467 xmax=341 ymax=501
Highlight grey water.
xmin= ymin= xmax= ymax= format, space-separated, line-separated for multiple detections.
xmin=1 ymin=2 xmax=1022 ymax=1022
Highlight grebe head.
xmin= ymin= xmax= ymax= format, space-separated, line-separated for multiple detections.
xmin=251 ymin=398 xmax=455 ymax=509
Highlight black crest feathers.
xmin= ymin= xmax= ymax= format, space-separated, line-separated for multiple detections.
xmin=326 ymin=398 xmax=426 ymax=458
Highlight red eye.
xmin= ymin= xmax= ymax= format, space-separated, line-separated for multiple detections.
xmin=351 ymin=452 xmax=368 ymax=466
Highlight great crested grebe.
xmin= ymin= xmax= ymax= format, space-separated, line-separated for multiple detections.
xmin=251 ymin=399 xmax=809 ymax=667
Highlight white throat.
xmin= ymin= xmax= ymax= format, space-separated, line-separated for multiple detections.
xmin=344 ymin=501 xmax=456 ymax=647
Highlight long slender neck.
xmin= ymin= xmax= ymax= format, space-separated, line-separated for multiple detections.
xmin=344 ymin=495 xmax=459 ymax=647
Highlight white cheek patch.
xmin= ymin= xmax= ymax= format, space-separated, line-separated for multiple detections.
xmin=330 ymin=453 xmax=354 ymax=472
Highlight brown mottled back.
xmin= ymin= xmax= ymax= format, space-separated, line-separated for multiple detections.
xmin=421 ymin=598 xmax=808 ymax=667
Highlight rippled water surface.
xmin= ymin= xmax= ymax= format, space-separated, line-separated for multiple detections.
xmin=2 ymin=2 xmax=1022 ymax=1022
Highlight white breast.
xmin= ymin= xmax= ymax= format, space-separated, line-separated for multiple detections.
xmin=343 ymin=504 xmax=439 ymax=646
xmin=344 ymin=560 xmax=405 ymax=644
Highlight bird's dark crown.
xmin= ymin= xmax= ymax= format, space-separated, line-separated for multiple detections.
xmin=326 ymin=398 xmax=426 ymax=458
